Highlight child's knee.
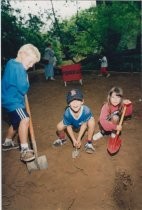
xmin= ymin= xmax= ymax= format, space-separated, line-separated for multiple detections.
xmin=88 ymin=118 xmax=95 ymax=128
xmin=111 ymin=115 xmax=119 ymax=124
xmin=21 ymin=117 xmax=30 ymax=127
xmin=57 ymin=121 xmax=65 ymax=131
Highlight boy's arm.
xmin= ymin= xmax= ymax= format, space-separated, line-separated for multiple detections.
xmin=4 ymin=62 xmax=29 ymax=96
xmin=66 ymin=126 xmax=77 ymax=146
xmin=14 ymin=66 xmax=29 ymax=95
xmin=77 ymin=123 xmax=87 ymax=142
xmin=76 ymin=106 xmax=95 ymax=142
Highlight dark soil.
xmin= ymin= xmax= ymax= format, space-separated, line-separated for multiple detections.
xmin=2 ymin=70 xmax=142 ymax=210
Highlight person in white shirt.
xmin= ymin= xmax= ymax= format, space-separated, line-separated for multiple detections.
xmin=98 ymin=53 xmax=110 ymax=78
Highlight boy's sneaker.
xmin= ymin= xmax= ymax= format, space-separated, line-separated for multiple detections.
xmin=84 ymin=143 xmax=95 ymax=154
xmin=2 ymin=142 xmax=19 ymax=151
xmin=106 ymin=73 xmax=110 ymax=78
xmin=20 ymin=149 xmax=35 ymax=162
xmin=93 ymin=132 xmax=104 ymax=141
xmin=53 ymin=138 xmax=67 ymax=147
xmin=51 ymin=77 xmax=55 ymax=80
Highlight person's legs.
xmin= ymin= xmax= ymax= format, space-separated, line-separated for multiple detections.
xmin=3 ymin=109 xmax=35 ymax=162
xmin=5 ymin=125 xmax=16 ymax=140
xmin=93 ymin=122 xmax=108 ymax=141
xmin=84 ymin=117 xmax=95 ymax=153
xmin=2 ymin=125 xmax=19 ymax=151
xmin=50 ymin=64 xmax=55 ymax=80
xmin=93 ymin=114 xmax=119 ymax=141
xmin=98 ymin=67 xmax=103 ymax=76
xmin=45 ymin=64 xmax=55 ymax=80
xmin=2 ymin=110 xmax=20 ymax=151
xmin=101 ymin=67 xmax=105 ymax=74
xmin=100 ymin=67 xmax=110 ymax=77
xmin=44 ymin=64 xmax=49 ymax=80
xmin=18 ymin=117 xmax=29 ymax=146
xmin=103 ymin=67 xmax=110 ymax=77
xmin=18 ymin=117 xmax=35 ymax=162
xmin=86 ymin=117 xmax=95 ymax=140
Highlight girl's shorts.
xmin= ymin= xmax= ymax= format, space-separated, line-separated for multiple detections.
xmin=8 ymin=108 xmax=29 ymax=130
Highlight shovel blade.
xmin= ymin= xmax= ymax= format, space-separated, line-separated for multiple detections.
xmin=107 ymin=135 xmax=122 ymax=155
xmin=27 ymin=155 xmax=48 ymax=173
xmin=72 ymin=149 xmax=80 ymax=159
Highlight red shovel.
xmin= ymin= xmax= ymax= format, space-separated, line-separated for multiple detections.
xmin=107 ymin=105 xmax=127 ymax=155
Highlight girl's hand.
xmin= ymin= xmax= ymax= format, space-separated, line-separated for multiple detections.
xmin=123 ymin=99 xmax=132 ymax=105
xmin=116 ymin=125 xmax=122 ymax=132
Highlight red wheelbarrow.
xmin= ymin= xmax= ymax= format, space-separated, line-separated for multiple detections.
xmin=61 ymin=63 xmax=83 ymax=87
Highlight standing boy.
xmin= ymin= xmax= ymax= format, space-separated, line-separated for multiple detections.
xmin=2 ymin=44 xmax=41 ymax=162
xmin=53 ymin=89 xmax=95 ymax=154
xmin=98 ymin=53 xmax=110 ymax=78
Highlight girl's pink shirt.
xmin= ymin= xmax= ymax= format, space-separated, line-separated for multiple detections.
xmin=99 ymin=102 xmax=133 ymax=131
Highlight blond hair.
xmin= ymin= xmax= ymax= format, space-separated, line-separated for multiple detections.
xmin=17 ymin=44 xmax=41 ymax=62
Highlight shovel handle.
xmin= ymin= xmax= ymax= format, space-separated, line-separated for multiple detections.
xmin=116 ymin=106 xmax=127 ymax=135
xmin=25 ymin=95 xmax=38 ymax=155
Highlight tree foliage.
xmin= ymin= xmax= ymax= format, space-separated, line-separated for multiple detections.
xmin=1 ymin=0 xmax=141 ymax=66
xmin=1 ymin=0 xmax=23 ymax=58
xmin=56 ymin=1 xmax=141 ymax=57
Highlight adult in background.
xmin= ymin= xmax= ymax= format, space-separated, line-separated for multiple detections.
xmin=98 ymin=53 xmax=110 ymax=78
xmin=43 ymin=43 xmax=55 ymax=80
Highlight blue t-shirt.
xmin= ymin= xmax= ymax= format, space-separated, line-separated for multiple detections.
xmin=63 ymin=105 xmax=94 ymax=129
xmin=2 ymin=59 xmax=30 ymax=112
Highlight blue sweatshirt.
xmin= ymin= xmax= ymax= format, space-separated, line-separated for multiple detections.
xmin=2 ymin=59 xmax=30 ymax=112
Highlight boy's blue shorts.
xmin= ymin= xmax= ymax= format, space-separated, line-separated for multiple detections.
xmin=8 ymin=108 xmax=29 ymax=130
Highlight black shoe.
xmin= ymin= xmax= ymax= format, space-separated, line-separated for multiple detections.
xmin=2 ymin=142 xmax=19 ymax=151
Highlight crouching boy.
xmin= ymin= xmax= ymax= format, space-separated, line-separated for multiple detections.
xmin=53 ymin=89 xmax=95 ymax=154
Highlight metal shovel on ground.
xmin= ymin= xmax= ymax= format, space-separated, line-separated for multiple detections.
xmin=72 ymin=147 xmax=80 ymax=159
xmin=25 ymin=95 xmax=48 ymax=173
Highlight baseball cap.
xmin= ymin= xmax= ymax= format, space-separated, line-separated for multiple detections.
xmin=66 ymin=89 xmax=83 ymax=104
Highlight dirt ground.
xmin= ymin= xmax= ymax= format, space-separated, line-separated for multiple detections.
xmin=2 ymin=70 xmax=142 ymax=210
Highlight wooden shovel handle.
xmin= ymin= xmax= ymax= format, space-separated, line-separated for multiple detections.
xmin=25 ymin=95 xmax=38 ymax=155
xmin=116 ymin=106 xmax=127 ymax=135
